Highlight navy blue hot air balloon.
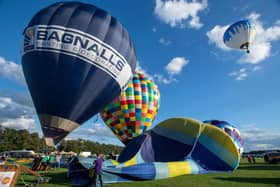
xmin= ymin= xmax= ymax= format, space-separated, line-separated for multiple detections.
xmin=21 ymin=2 xmax=137 ymax=146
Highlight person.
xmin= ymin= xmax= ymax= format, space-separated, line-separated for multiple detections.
xmin=90 ymin=154 xmax=103 ymax=187
xmin=55 ymin=154 xmax=62 ymax=168
xmin=109 ymin=151 xmax=116 ymax=160
xmin=49 ymin=154 xmax=55 ymax=168
xmin=41 ymin=154 xmax=49 ymax=171
xmin=0 ymin=156 xmax=6 ymax=165
xmin=264 ymin=154 xmax=269 ymax=163
xmin=252 ymin=155 xmax=256 ymax=163
xmin=247 ymin=155 xmax=252 ymax=163
xmin=31 ymin=154 xmax=41 ymax=170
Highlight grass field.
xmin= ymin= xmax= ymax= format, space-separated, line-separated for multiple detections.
xmin=16 ymin=158 xmax=280 ymax=187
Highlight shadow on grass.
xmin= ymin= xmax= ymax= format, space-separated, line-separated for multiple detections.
xmin=17 ymin=169 xmax=71 ymax=186
xmin=215 ymin=177 xmax=280 ymax=185
xmin=238 ymin=163 xmax=280 ymax=171
xmin=41 ymin=171 xmax=70 ymax=186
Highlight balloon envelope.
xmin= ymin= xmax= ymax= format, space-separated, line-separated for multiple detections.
xmin=94 ymin=118 xmax=240 ymax=184
xmin=223 ymin=19 xmax=256 ymax=53
xmin=21 ymin=2 xmax=137 ymax=146
xmin=203 ymin=120 xmax=244 ymax=154
xmin=101 ymin=71 xmax=160 ymax=145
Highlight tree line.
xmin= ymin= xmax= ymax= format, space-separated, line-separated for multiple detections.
xmin=0 ymin=126 xmax=124 ymax=154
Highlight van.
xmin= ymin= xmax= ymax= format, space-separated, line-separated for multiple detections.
xmin=264 ymin=152 xmax=280 ymax=164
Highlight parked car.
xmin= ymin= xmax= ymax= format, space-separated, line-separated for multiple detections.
xmin=264 ymin=152 xmax=280 ymax=164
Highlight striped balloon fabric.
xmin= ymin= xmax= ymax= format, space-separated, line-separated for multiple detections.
xmin=68 ymin=117 xmax=242 ymax=186
xmin=102 ymin=71 xmax=160 ymax=144
xmin=102 ymin=117 xmax=241 ymax=184
xmin=117 ymin=118 xmax=240 ymax=171
xmin=203 ymin=120 xmax=245 ymax=155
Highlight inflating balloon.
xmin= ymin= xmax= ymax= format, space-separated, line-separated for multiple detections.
xmin=21 ymin=2 xmax=137 ymax=146
xmin=223 ymin=19 xmax=256 ymax=53
xmin=203 ymin=120 xmax=244 ymax=154
xmin=101 ymin=71 xmax=160 ymax=145
xmin=68 ymin=117 xmax=242 ymax=186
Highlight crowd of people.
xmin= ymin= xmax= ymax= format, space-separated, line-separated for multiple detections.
xmin=31 ymin=153 xmax=62 ymax=171
xmin=1 ymin=149 xmax=117 ymax=187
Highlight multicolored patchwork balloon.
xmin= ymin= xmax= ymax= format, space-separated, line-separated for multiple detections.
xmin=101 ymin=71 xmax=160 ymax=145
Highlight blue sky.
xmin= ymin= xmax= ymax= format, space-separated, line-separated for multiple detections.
xmin=0 ymin=0 xmax=279 ymax=152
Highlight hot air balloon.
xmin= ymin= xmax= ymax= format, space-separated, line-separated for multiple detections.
xmin=223 ymin=19 xmax=256 ymax=53
xmin=101 ymin=71 xmax=160 ymax=145
xmin=67 ymin=117 xmax=242 ymax=186
xmin=203 ymin=120 xmax=244 ymax=154
xmin=21 ymin=2 xmax=137 ymax=146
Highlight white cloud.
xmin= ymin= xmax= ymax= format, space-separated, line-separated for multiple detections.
xmin=136 ymin=63 xmax=175 ymax=84
xmin=73 ymin=123 xmax=115 ymax=138
xmin=137 ymin=57 xmax=188 ymax=85
xmin=1 ymin=116 xmax=37 ymax=131
xmin=159 ymin=37 xmax=172 ymax=45
xmin=0 ymin=90 xmax=34 ymax=107
xmin=206 ymin=25 xmax=229 ymax=50
xmin=166 ymin=57 xmax=189 ymax=75
xmin=207 ymin=12 xmax=280 ymax=64
xmin=154 ymin=0 xmax=207 ymax=29
xmin=228 ymin=66 xmax=263 ymax=80
xmin=0 ymin=91 xmax=121 ymax=143
xmin=240 ymin=127 xmax=280 ymax=151
xmin=152 ymin=27 xmax=157 ymax=32
xmin=251 ymin=144 xmax=280 ymax=150
xmin=154 ymin=57 xmax=189 ymax=84
xmin=0 ymin=56 xmax=26 ymax=85
xmin=66 ymin=122 xmax=124 ymax=145
xmin=136 ymin=62 xmax=154 ymax=81
xmin=0 ymin=96 xmax=33 ymax=119
xmin=252 ymin=65 xmax=262 ymax=72
xmin=237 ymin=41 xmax=271 ymax=64
xmin=229 ymin=68 xmax=248 ymax=81
xmin=241 ymin=128 xmax=280 ymax=141
xmin=153 ymin=73 xmax=175 ymax=84
xmin=0 ymin=95 xmax=37 ymax=132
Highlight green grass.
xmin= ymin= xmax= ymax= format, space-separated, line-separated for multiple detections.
xmin=16 ymin=168 xmax=70 ymax=187
xmin=16 ymin=158 xmax=280 ymax=187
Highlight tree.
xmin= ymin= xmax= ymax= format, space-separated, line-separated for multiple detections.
xmin=0 ymin=127 xmax=124 ymax=155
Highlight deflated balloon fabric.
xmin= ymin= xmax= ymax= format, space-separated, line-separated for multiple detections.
xmin=68 ymin=117 xmax=242 ymax=185
xmin=203 ymin=120 xmax=244 ymax=155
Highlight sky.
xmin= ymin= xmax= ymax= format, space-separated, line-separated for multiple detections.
xmin=0 ymin=0 xmax=280 ymax=152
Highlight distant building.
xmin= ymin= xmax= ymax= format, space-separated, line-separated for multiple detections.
xmin=79 ymin=151 xmax=91 ymax=157
xmin=4 ymin=149 xmax=35 ymax=158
